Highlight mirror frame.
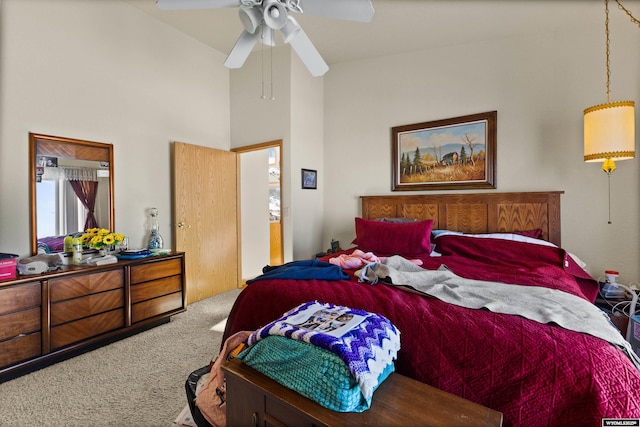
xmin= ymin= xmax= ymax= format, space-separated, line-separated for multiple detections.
xmin=29 ymin=133 xmax=115 ymax=255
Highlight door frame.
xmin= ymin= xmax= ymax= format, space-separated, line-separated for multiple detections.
xmin=232 ymin=139 xmax=283 ymax=280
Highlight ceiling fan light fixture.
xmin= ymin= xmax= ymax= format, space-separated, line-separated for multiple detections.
xmin=239 ymin=6 xmax=264 ymax=34
xmin=284 ymin=0 xmax=302 ymax=14
xmin=263 ymin=0 xmax=288 ymax=29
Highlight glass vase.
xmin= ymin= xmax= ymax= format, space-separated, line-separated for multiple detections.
xmin=147 ymin=207 xmax=164 ymax=250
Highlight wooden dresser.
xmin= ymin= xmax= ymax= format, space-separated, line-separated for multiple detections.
xmin=223 ymin=358 xmax=503 ymax=427
xmin=0 ymin=252 xmax=185 ymax=382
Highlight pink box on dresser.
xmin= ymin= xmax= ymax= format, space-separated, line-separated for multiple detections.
xmin=0 ymin=258 xmax=17 ymax=280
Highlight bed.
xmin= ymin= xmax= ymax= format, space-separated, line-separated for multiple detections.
xmin=220 ymin=191 xmax=640 ymax=426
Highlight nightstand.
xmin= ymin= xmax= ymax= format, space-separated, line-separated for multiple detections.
xmin=222 ymin=358 xmax=503 ymax=427
xmin=594 ymin=281 xmax=639 ymax=342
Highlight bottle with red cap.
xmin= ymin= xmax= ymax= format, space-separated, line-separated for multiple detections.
xmin=603 ymin=270 xmax=624 ymax=298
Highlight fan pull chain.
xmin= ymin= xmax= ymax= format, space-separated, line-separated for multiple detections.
xmin=261 ymin=28 xmax=266 ymax=100
xmin=269 ymin=31 xmax=275 ymax=101
xmin=260 ymin=27 xmax=275 ymax=101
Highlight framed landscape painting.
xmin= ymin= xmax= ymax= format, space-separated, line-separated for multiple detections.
xmin=391 ymin=111 xmax=497 ymax=191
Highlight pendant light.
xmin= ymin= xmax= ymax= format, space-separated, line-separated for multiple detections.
xmin=583 ymin=0 xmax=638 ymax=223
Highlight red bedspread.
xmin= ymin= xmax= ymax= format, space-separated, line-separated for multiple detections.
xmin=222 ymin=236 xmax=640 ymax=426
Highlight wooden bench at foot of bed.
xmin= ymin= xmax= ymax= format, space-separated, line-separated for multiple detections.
xmin=223 ymin=358 xmax=503 ymax=427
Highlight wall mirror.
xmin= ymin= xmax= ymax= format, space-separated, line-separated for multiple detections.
xmin=29 ymin=133 xmax=114 ymax=255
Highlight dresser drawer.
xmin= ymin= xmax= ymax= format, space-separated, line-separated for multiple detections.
xmin=0 ymin=332 xmax=41 ymax=368
xmin=0 ymin=282 xmax=41 ymax=316
xmin=130 ymin=258 xmax=182 ymax=284
xmin=50 ymin=269 xmax=124 ymax=302
xmin=0 ymin=308 xmax=41 ymax=342
xmin=51 ymin=288 xmax=124 ymax=326
xmin=132 ymin=292 xmax=183 ymax=324
xmin=131 ymin=276 xmax=182 ymax=304
xmin=51 ymin=309 xmax=124 ymax=349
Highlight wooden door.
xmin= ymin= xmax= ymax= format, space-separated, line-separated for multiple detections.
xmin=173 ymin=142 xmax=240 ymax=304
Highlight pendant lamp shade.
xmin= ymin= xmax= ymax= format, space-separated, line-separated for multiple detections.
xmin=584 ymin=101 xmax=635 ymax=163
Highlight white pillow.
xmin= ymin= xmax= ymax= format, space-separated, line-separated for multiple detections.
xmin=433 ymin=230 xmax=554 ymax=246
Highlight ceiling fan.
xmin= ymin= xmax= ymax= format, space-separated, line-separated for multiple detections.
xmin=155 ymin=0 xmax=375 ymax=76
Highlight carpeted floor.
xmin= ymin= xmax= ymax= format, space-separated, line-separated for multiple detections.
xmin=0 ymin=288 xmax=241 ymax=427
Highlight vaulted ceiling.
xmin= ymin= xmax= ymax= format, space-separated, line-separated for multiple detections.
xmin=124 ymin=0 xmax=615 ymax=67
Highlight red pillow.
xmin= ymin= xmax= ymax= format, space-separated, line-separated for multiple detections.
xmin=354 ymin=217 xmax=434 ymax=257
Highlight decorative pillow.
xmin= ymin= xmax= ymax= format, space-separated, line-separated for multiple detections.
xmin=375 ymin=217 xmax=419 ymax=223
xmin=354 ymin=217 xmax=433 ymax=257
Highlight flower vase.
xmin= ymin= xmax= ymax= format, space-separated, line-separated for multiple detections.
xmin=100 ymin=246 xmax=114 ymax=256
xmin=147 ymin=208 xmax=164 ymax=250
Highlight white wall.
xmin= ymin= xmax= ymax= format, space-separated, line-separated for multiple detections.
xmin=230 ymin=48 xmax=324 ymax=261
xmin=240 ymin=149 xmax=270 ymax=278
xmin=289 ymin=54 xmax=324 ymax=259
xmin=230 ymin=48 xmax=292 ymax=261
xmin=0 ymin=0 xmax=230 ymax=256
xmin=322 ymin=20 xmax=640 ymax=283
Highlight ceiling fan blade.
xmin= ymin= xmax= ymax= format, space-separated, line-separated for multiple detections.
xmin=284 ymin=23 xmax=328 ymax=77
xmin=155 ymin=0 xmax=241 ymax=10
xmin=297 ymin=0 xmax=374 ymax=23
xmin=224 ymin=30 xmax=260 ymax=69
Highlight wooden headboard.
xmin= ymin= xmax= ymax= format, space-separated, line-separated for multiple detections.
xmin=360 ymin=191 xmax=564 ymax=247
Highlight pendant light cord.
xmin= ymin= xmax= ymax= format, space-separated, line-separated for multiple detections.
xmin=605 ymin=0 xmax=611 ymax=103
xmin=614 ymin=0 xmax=640 ymax=27
xmin=605 ymin=0 xmax=640 ymax=102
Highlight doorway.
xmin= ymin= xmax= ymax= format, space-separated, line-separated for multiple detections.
xmin=233 ymin=140 xmax=283 ymax=281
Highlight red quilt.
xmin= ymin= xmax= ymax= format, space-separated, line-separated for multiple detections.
xmin=222 ymin=236 xmax=640 ymax=426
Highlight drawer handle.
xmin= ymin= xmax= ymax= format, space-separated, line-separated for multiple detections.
xmin=252 ymin=412 xmax=258 ymax=427
xmin=3 ymin=333 xmax=27 ymax=342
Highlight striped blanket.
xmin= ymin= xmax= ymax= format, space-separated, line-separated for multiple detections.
xmin=243 ymin=301 xmax=400 ymax=404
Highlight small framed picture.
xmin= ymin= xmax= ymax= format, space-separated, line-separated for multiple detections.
xmin=330 ymin=240 xmax=340 ymax=253
xmin=37 ymin=156 xmax=58 ymax=167
xmin=301 ymin=168 xmax=317 ymax=189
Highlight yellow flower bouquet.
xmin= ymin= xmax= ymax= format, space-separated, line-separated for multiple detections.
xmin=81 ymin=228 xmax=125 ymax=250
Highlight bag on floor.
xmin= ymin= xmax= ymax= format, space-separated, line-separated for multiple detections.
xmin=185 ymin=331 xmax=251 ymax=427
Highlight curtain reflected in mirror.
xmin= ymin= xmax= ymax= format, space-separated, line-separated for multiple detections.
xmin=30 ymin=133 xmax=114 ymax=255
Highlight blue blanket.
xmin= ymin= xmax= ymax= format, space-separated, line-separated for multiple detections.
xmin=246 ymin=259 xmax=349 ymax=283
